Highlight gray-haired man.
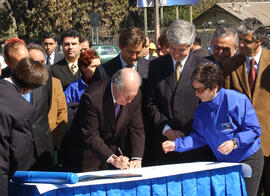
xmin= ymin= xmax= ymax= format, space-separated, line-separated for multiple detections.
xmin=145 ymin=20 xmax=215 ymax=165
xmin=206 ymin=26 xmax=238 ymax=66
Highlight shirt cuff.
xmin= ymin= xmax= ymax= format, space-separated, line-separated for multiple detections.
xmin=131 ymin=157 xmax=142 ymax=161
xmin=106 ymin=154 xmax=115 ymax=163
xmin=162 ymin=124 xmax=172 ymax=135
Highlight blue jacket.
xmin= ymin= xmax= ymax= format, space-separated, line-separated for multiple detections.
xmin=175 ymin=88 xmax=261 ymax=162
xmin=64 ymin=77 xmax=88 ymax=103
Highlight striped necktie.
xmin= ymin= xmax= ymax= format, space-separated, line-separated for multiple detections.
xmin=248 ymin=58 xmax=256 ymax=95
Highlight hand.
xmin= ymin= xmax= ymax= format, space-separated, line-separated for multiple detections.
xmin=129 ymin=159 xmax=142 ymax=169
xmin=164 ymin=129 xmax=185 ymax=141
xmin=162 ymin=140 xmax=176 ymax=154
xmin=217 ymin=140 xmax=234 ymax=155
xmin=109 ymin=155 xmax=129 ymax=169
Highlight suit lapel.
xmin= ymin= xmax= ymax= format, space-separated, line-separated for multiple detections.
xmin=164 ymin=55 xmax=176 ymax=92
xmin=175 ymin=54 xmax=193 ymax=93
xmin=103 ymin=84 xmax=116 ymax=129
xmin=59 ymin=59 xmax=77 ymax=81
xmin=235 ymin=55 xmax=252 ymax=99
xmin=253 ymin=48 xmax=269 ymax=99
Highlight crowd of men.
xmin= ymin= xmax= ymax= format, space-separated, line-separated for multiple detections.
xmin=0 ymin=17 xmax=270 ymax=196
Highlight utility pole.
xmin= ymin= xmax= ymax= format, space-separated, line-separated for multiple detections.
xmin=190 ymin=5 xmax=193 ymax=23
xmin=144 ymin=7 xmax=148 ymax=35
xmin=154 ymin=0 xmax=160 ymax=42
xmin=160 ymin=6 xmax=164 ymax=26
xmin=176 ymin=6 xmax=179 ymax=20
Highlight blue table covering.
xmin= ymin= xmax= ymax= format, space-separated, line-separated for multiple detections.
xmin=9 ymin=163 xmax=247 ymax=196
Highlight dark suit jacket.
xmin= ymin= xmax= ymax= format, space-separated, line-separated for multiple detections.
xmin=18 ymin=76 xmax=54 ymax=171
xmin=145 ymin=53 xmax=215 ymax=164
xmin=0 ymin=67 xmax=11 ymax=79
xmin=223 ymin=48 xmax=270 ymax=156
xmin=192 ymin=48 xmax=208 ymax=57
xmin=92 ymin=55 xmax=149 ymax=83
xmin=1 ymin=71 xmax=54 ymax=171
xmin=91 ymin=54 xmax=151 ymax=165
xmin=50 ymin=58 xmax=81 ymax=90
xmin=62 ymin=79 xmax=145 ymax=172
xmin=0 ymin=80 xmax=34 ymax=196
xmin=205 ymin=55 xmax=221 ymax=66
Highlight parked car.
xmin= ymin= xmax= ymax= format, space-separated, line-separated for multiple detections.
xmin=92 ymin=45 xmax=120 ymax=63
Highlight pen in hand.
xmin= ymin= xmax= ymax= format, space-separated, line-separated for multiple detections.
xmin=117 ymin=147 xmax=129 ymax=168
xmin=118 ymin=147 xmax=124 ymax=156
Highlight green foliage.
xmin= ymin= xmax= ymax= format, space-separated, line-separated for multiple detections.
xmin=1 ymin=0 xmax=220 ymax=42
xmin=0 ymin=1 xmax=17 ymax=40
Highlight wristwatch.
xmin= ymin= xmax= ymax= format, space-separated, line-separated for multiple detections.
xmin=232 ymin=139 xmax=238 ymax=150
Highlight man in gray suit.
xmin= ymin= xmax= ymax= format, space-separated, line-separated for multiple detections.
xmin=42 ymin=33 xmax=63 ymax=67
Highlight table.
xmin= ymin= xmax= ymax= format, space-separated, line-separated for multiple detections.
xmin=9 ymin=162 xmax=249 ymax=196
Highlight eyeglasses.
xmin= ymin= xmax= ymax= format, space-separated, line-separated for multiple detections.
xmin=192 ymin=86 xmax=207 ymax=94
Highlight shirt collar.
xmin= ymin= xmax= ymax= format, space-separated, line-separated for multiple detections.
xmin=119 ymin=53 xmax=137 ymax=69
xmin=66 ymin=59 xmax=78 ymax=66
xmin=245 ymin=46 xmax=262 ymax=65
xmin=172 ymin=54 xmax=189 ymax=70
xmin=46 ymin=51 xmax=55 ymax=59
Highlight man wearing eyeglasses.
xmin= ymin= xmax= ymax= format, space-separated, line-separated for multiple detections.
xmin=145 ymin=20 xmax=214 ymax=165
xmin=223 ymin=17 xmax=270 ymax=196
xmin=206 ymin=26 xmax=238 ymax=66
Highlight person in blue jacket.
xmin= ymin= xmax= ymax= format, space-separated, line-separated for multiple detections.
xmin=64 ymin=49 xmax=100 ymax=103
xmin=162 ymin=63 xmax=263 ymax=196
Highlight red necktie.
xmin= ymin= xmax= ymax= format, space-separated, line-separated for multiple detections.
xmin=248 ymin=59 xmax=256 ymax=95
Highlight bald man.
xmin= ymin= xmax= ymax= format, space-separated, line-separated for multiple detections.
xmin=62 ymin=68 xmax=145 ymax=172
xmin=1 ymin=40 xmax=54 ymax=171
xmin=1 ymin=41 xmax=29 ymax=79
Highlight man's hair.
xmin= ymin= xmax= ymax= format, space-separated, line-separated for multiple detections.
xmin=112 ymin=68 xmax=142 ymax=90
xmin=119 ymin=27 xmax=144 ymax=48
xmin=158 ymin=29 xmax=168 ymax=47
xmin=191 ymin=63 xmax=224 ymax=90
xmin=167 ymin=20 xmax=196 ymax=46
xmin=42 ymin=32 xmax=58 ymax=42
xmin=3 ymin=40 xmax=26 ymax=63
xmin=238 ymin=17 xmax=265 ymax=42
xmin=11 ymin=57 xmax=48 ymax=89
xmin=27 ymin=43 xmax=46 ymax=56
xmin=81 ymin=38 xmax=92 ymax=47
xmin=213 ymin=26 xmax=238 ymax=47
xmin=61 ymin=29 xmax=82 ymax=44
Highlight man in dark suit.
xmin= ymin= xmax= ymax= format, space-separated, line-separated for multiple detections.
xmin=50 ymin=29 xmax=82 ymax=90
xmin=0 ymin=57 xmax=48 ymax=196
xmin=92 ymin=27 xmax=151 ymax=165
xmin=205 ymin=26 xmax=238 ymax=66
xmin=223 ymin=17 xmax=268 ymax=196
xmin=62 ymin=68 xmax=145 ymax=172
xmin=145 ymin=20 xmax=215 ymax=165
xmin=41 ymin=33 xmax=64 ymax=67
xmin=2 ymin=39 xmax=54 ymax=171
xmin=92 ymin=27 xmax=149 ymax=84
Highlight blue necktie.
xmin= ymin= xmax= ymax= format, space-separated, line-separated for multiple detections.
xmin=115 ymin=103 xmax=120 ymax=119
